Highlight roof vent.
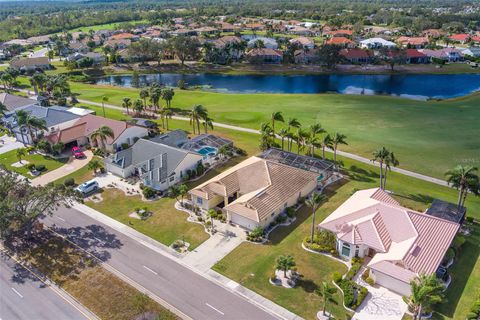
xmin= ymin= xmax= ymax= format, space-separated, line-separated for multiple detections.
xmin=410 ymin=245 xmax=421 ymax=257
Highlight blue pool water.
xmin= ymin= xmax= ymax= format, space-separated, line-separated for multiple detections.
xmin=93 ymin=73 xmax=480 ymax=99
xmin=196 ymin=146 xmax=217 ymax=156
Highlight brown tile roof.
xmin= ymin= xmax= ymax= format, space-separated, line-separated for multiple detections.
xmin=191 ymin=156 xmax=318 ymax=222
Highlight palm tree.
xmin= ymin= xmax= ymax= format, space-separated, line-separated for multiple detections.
xmin=275 ymin=255 xmax=296 ymax=278
xmin=383 ymin=152 xmax=399 ymax=190
xmin=190 ymin=105 xmax=207 ymax=135
xmin=88 ymin=159 xmax=103 ymax=175
xmin=207 ymin=209 xmax=216 ymax=232
xmin=133 ymin=99 xmax=144 ymax=115
xmin=122 ymin=97 xmax=132 ymax=115
xmin=164 ymin=108 xmax=173 ymax=131
xmin=16 ymin=110 xmax=47 ymax=144
xmin=309 ymin=123 xmax=325 ymax=156
xmin=203 ymin=117 xmax=214 ymax=133
xmin=90 ymin=126 xmax=115 ymax=151
xmin=16 ymin=148 xmax=26 ymax=164
xmin=149 ymin=86 xmax=162 ymax=111
xmin=316 ymin=281 xmax=337 ymax=318
xmin=445 ymin=165 xmax=479 ymax=208
xmin=332 ymin=133 xmax=347 ymax=170
xmin=167 ymin=185 xmax=180 ymax=203
xmin=217 ymin=145 xmax=230 ymax=159
xmin=178 ymin=184 xmax=188 ymax=206
xmin=278 ymin=128 xmax=288 ymax=150
xmin=287 ymin=118 xmax=301 ymax=151
xmin=306 ymin=192 xmax=325 ymax=243
xmin=270 ymin=111 xmax=284 ymax=136
xmin=139 ymin=88 xmax=149 ymax=109
xmin=372 ymin=147 xmax=390 ymax=189
xmin=294 ymin=128 xmax=308 ymax=154
xmin=101 ymin=95 xmax=109 ymax=118
xmin=403 ymin=273 xmax=444 ymax=320
xmin=162 ymin=88 xmax=175 ymax=109
xmin=321 ymin=134 xmax=333 ymax=159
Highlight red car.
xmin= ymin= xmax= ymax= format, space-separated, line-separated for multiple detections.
xmin=71 ymin=146 xmax=85 ymax=159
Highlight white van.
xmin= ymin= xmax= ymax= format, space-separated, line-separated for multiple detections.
xmin=75 ymin=179 xmax=99 ymax=195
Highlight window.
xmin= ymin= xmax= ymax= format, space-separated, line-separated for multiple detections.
xmin=169 ymin=176 xmax=175 ymax=182
xmin=196 ymin=197 xmax=203 ymax=205
xmin=341 ymin=243 xmax=351 ymax=257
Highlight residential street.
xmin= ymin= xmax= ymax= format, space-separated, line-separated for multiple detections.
xmin=42 ymin=206 xmax=281 ymax=320
xmin=0 ymin=253 xmax=89 ymax=320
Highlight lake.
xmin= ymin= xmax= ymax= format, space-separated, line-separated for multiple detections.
xmin=93 ymin=73 xmax=480 ymax=100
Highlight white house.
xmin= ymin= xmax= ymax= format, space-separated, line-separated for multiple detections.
xmin=360 ymin=37 xmax=396 ymax=49
xmin=105 ymin=138 xmax=203 ymax=191
xmin=319 ymin=188 xmax=459 ymax=296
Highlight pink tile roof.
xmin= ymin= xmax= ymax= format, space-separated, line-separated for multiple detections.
xmin=320 ymin=188 xmax=459 ymax=283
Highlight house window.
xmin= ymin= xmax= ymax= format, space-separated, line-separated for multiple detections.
xmin=196 ymin=197 xmax=203 ymax=205
xmin=341 ymin=243 xmax=351 ymax=257
xmin=169 ymin=176 xmax=174 ymax=182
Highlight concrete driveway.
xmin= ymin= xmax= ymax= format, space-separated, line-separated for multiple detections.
xmin=31 ymin=151 xmax=93 ymax=186
xmin=353 ymin=268 xmax=408 ymax=320
xmin=0 ymin=135 xmax=24 ymax=155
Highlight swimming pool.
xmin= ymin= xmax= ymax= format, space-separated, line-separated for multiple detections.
xmin=196 ymin=146 xmax=217 ymax=156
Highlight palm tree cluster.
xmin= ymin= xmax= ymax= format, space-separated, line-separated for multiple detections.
xmin=29 ymin=73 xmax=71 ymax=105
xmin=275 ymin=255 xmax=296 ymax=278
xmin=15 ymin=110 xmax=47 ymax=145
xmin=259 ymin=111 xmax=347 ymax=168
xmin=371 ymin=146 xmax=399 ymax=190
xmin=91 ymin=125 xmax=115 ymax=151
xmin=445 ymin=165 xmax=479 ymax=209
xmin=189 ymin=104 xmax=213 ymax=135
xmin=122 ymin=83 xmax=175 ymax=130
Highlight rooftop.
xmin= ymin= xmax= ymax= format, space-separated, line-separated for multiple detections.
xmin=425 ymin=199 xmax=466 ymax=224
xmin=258 ymin=148 xmax=334 ymax=175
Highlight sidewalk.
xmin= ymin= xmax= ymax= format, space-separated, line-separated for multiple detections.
xmin=73 ymin=203 xmax=303 ymax=320
xmin=31 ymin=151 xmax=93 ymax=186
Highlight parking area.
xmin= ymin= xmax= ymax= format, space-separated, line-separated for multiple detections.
xmin=0 ymin=135 xmax=23 ymax=155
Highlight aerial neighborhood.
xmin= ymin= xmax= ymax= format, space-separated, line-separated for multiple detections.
xmin=0 ymin=1 xmax=479 ymax=320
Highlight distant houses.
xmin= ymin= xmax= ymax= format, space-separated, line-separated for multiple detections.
xmin=9 ymin=57 xmax=50 ymax=71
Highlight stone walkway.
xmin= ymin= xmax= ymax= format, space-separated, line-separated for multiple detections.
xmin=352 ymin=267 xmax=408 ymax=320
xmin=30 ymin=151 xmax=93 ymax=186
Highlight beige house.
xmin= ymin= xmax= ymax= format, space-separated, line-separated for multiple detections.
xmin=189 ymin=156 xmax=319 ymax=230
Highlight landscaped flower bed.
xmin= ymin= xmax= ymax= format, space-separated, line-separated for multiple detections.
xmin=333 ymin=258 xmax=368 ymax=310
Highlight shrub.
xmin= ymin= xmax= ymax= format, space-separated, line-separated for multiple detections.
xmin=142 ymin=186 xmax=156 ymax=199
xmin=285 ymin=207 xmax=296 ymax=218
xmin=352 ymin=286 xmax=368 ymax=309
xmin=64 ymin=178 xmax=75 ymax=187
xmin=270 ymin=272 xmax=277 ymax=282
xmin=466 ymin=216 xmax=474 ymax=223
xmin=365 ymin=277 xmax=375 ymax=286
xmin=361 ymin=268 xmax=370 ymax=281
xmin=35 ymin=164 xmax=46 ymax=172
xmin=196 ymin=163 xmax=205 ymax=176
xmin=467 ymin=295 xmax=480 ymax=320
xmin=452 ymin=235 xmax=466 ymax=251
xmin=442 ymin=247 xmax=455 ymax=265
xmin=275 ymin=214 xmax=287 ymax=224
xmin=338 ymin=280 xmax=355 ymax=307
xmin=332 ymin=272 xmax=343 ymax=283
xmin=345 ymin=260 xmax=362 ymax=281
xmin=26 ymin=163 xmax=36 ymax=171
xmin=121 ymin=143 xmax=130 ymax=150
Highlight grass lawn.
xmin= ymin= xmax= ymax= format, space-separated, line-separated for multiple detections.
xmin=0 ymin=149 xmax=67 ymax=177
xmin=19 ymin=234 xmax=177 ymax=320
xmin=68 ymin=81 xmax=480 ymax=179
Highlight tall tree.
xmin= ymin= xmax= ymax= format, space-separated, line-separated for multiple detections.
xmin=287 ymin=118 xmax=301 ymax=151
xmin=168 ymin=36 xmax=201 ymax=65
xmin=383 ymin=151 xmax=399 ymax=190
xmin=306 ymin=192 xmax=325 ymax=243
xmin=278 ymin=128 xmax=288 ymax=151
xmin=321 ymin=134 xmax=333 ymax=159
xmin=403 ymin=273 xmax=445 ymax=320
xmin=90 ymin=126 xmax=114 ymax=151
xmin=372 ymin=146 xmax=390 ymax=189
xmin=0 ymin=168 xmax=79 ymax=239
xmin=15 ymin=110 xmax=47 ymax=144
xmin=139 ymin=88 xmax=149 ymax=110
xmin=270 ymin=111 xmax=284 ymax=136
xmin=122 ymin=97 xmax=132 ymax=115
xmin=16 ymin=148 xmax=26 ymax=164
xmin=190 ymin=104 xmax=207 ymax=135
xmin=445 ymin=165 xmax=479 ymax=208
xmin=332 ymin=133 xmax=347 ymax=170
xmin=101 ymin=95 xmax=109 ymax=118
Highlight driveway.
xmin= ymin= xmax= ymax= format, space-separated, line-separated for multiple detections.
xmin=352 ymin=268 xmax=408 ymax=320
xmin=30 ymin=151 xmax=93 ymax=186
xmin=0 ymin=135 xmax=24 ymax=155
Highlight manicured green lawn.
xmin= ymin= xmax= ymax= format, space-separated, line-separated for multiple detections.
xmin=69 ymin=81 xmax=480 ymax=179
xmin=0 ymin=149 xmax=67 ymax=177
xmin=435 ymin=222 xmax=480 ymax=320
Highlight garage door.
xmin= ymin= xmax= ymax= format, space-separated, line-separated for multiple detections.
xmin=230 ymin=213 xmax=257 ymax=230
xmin=372 ymin=270 xmax=411 ymax=296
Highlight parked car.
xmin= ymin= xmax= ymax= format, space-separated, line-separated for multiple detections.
xmin=71 ymin=146 xmax=85 ymax=159
xmin=75 ymin=179 xmax=99 ymax=195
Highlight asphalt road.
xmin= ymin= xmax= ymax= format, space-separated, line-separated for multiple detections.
xmin=0 ymin=253 xmax=87 ymax=320
xmin=43 ymin=206 xmax=279 ymax=320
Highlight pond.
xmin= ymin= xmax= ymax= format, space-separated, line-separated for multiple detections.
xmin=93 ymin=73 xmax=480 ymax=100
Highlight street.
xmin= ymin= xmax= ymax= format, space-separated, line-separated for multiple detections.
xmin=0 ymin=253 xmax=88 ymax=320
xmin=42 ymin=206 xmax=280 ymax=320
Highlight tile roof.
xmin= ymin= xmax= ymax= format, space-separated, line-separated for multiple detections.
xmin=190 ymin=156 xmax=318 ymax=222
xmin=320 ymin=188 xmax=459 ymax=283
xmin=0 ymin=93 xmax=37 ymax=111
xmin=325 ymin=37 xmax=353 ymax=45
xmin=10 ymin=57 xmax=49 ymax=68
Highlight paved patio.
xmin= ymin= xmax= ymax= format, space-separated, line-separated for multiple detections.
xmin=352 ymin=267 xmax=408 ymax=320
